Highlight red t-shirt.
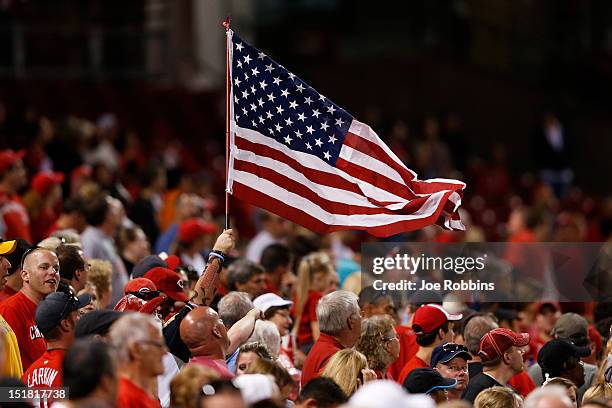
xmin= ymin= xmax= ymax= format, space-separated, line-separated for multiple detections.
xmin=116 ymin=377 xmax=161 ymax=408
xmin=0 ymin=192 xmax=32 ymax=242
xmin=398 ymin=355 xmax=429 ymax=385
xmin=508 ymin=371 xmax=536 ymax=397
xmin=264 ymin=275 xmax=280 ymax=295
xmin=0 ymin=291 xmax=46 ymax=370
xmin=0 ymin=285 xmax=18 ymax=304
xmin=22 ymin=349 xmax=65 ymax=387
xmin=189 ymin=355 xmax=234 ymax=380
xmin=301 ymin=332 xmax=342 ymax=386
xmin=387 ymin=325 xmax=418 ymax=381
xmin=292 ymin=290 xmax=322 ymax=347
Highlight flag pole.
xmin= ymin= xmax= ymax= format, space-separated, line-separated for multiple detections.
xmin=223 ymin=16 xmax=231 ymax=231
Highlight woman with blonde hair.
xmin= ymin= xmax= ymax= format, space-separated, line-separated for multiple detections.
xmin=87 ymin=259 xmax=113 ymax=309
xmin=170 ymin=364 xmax=220 ymax=408
xmin=320 ymin=349 xmax=376 ymax=397
xmin=474 ymin=386 xmax=523 ymax=408
xmin=356 ymin=315 xmax=400 ymax=379
xmin=292 ymin=252 xmax=334 ymax=354
xmin=582 ymin=383 xmax=612 ymax=405
xmin=542 ymin=377 xmax=578 ymax=408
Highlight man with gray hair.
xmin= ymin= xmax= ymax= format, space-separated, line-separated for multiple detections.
xmin=301 ymin=290 xmax=361 ymax=386
xmin=218 ymin=291 xmax=254 ymax=329
xmin=464 ymin=314 xmax=499 ymax=378
xmin=217 ymin=291 xmax=255 ymax=373
xmin=110 ymin=313 xmax=166 ymax=407
xmin=524 ymin=385 xmax=573 ymax=408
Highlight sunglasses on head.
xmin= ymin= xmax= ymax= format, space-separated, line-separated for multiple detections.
xmin=20 ymin=246 xmax=43 ymax=270
xmin=128 ymin=289 xmax=162 ymax=301
xmin=442 ymin=343 xmax=469 ymax=353
xmin=56 ymin=294 xmax=80 ymax=326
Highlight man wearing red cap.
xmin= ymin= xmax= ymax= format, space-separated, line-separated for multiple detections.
xmin=144 ymin=267 xmax=189 ymax=319
xmin=462 ymin=327 xmax=530 ymax=403
xmin=0 ymin=149 xmax=31 ymax=241
xmin=176 ymin=218 xmax=216 ymax=275
xmin=398 ymin=304 xmax=462 ymax=384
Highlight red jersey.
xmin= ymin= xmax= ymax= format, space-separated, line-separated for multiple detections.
xmin=0 ymin=285 xmax=18 ymax=303
xmin=0 ymin=191 xmax=31 ymax=241
xmin=387 ymin=325 xmax=418 ymax=381
xmin=301 ymin=332 xmax=342 ymax=386
xmin=398 ymin=355 xmax=428 ymax=385
xmin=0 ymin=291 xmax=46 ymax=370
xmin=508 ymin=371 xmax=536 ymax=397
xmin=116 ymin=377 xmax=161 ymax=408
xmin=292 ymin=290 xmax=322 ymax=347
xmin=22 ymin=349 xmax=65 ymax=388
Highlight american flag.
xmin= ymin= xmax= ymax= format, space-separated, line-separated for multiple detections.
xmin=226 ymin=30 xmax=466 ymax=237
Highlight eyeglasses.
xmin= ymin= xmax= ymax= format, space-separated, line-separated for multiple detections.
xmin=442 ymin=343 xmax=469 ymax=353
xmin=139 ymin=339 xmax=166 ymax=349
xmin=383 ymin=334 xmax=398 ymax=342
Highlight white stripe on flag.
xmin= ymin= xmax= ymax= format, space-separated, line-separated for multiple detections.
xmin=232 ymin=170 xmax=448 ymax=227
xmin=338 ymin=144 xmax=406 ymax=186
xmin=232 ymin=126 xmax=410 ymax=204
xmin=348 ymin=119 xmax=418 ymax=178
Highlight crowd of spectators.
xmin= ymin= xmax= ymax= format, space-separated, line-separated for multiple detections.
xmin=0 ymin=101 xmax=609 ymax=408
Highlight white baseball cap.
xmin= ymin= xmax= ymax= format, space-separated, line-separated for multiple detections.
xmin=348 ymin=380 xmax=436 ymax=408
xmin=253 ymin=293 xmax=292 ymax=313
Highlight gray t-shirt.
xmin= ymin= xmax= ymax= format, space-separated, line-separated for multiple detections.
xmin=528 ymin=362 xmax=596 ymax=403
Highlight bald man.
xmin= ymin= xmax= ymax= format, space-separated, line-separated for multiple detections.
xmin=0 ymin=247 xmax=60 ymax=369
xmin=180 ymin=307 xmax=234 ymax=379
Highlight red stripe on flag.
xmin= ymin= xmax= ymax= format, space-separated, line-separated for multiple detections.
xmin=343 ymin=131 xmax=416 ymax=185
xmin=235 ymin=136 xmax=363 ymax=196
xmin=232 ymin=182 xmax=454 ymax=237
xmin=335 ymin=157 xmax=417 ymax=202
xmin=233 ymin=159 xmax=400 ymax=216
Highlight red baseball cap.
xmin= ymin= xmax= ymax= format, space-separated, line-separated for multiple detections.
xmin=70 ymin=165 xmax=92 ymax=181
xmin=0 ymin=149 xmax=25 ymax=172
xmin=165 ymin=255 xmax=181 ymax=271
xmin=31 ymin=171 xmax=65 ymax=196
xmin=144 ymin=267 xmax=189 ymax=302
xmin=412 ymin=304 xmax=463 ymax=335
xmin=124 ymin=277 xmax=157 ymax=295
xmin=478 ymin=328 xmax=530 ymax=361
xmin=178 ymin=218 xmax=216 ymax=244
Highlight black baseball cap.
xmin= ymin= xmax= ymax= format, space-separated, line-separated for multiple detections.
xmin=36 ymin=292 xmax=92 ymax=335
xmin=538 ymin=339 xmax=591 ymax=377
xmin=131 ymin=255 xmax=168 ymax=278
xmin=75 ymin=310 xmax=123 ymax=338
xmin=431 ymin=343 xmax=472 ymax=367
xmin=2 ymin=239 xmax=31 ymax=275
xmin=402 ymin=368 xmax=457 ymax=395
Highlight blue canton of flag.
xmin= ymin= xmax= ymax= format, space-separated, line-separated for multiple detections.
xmin=232 ymin=37 xmax=351 ymax=165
